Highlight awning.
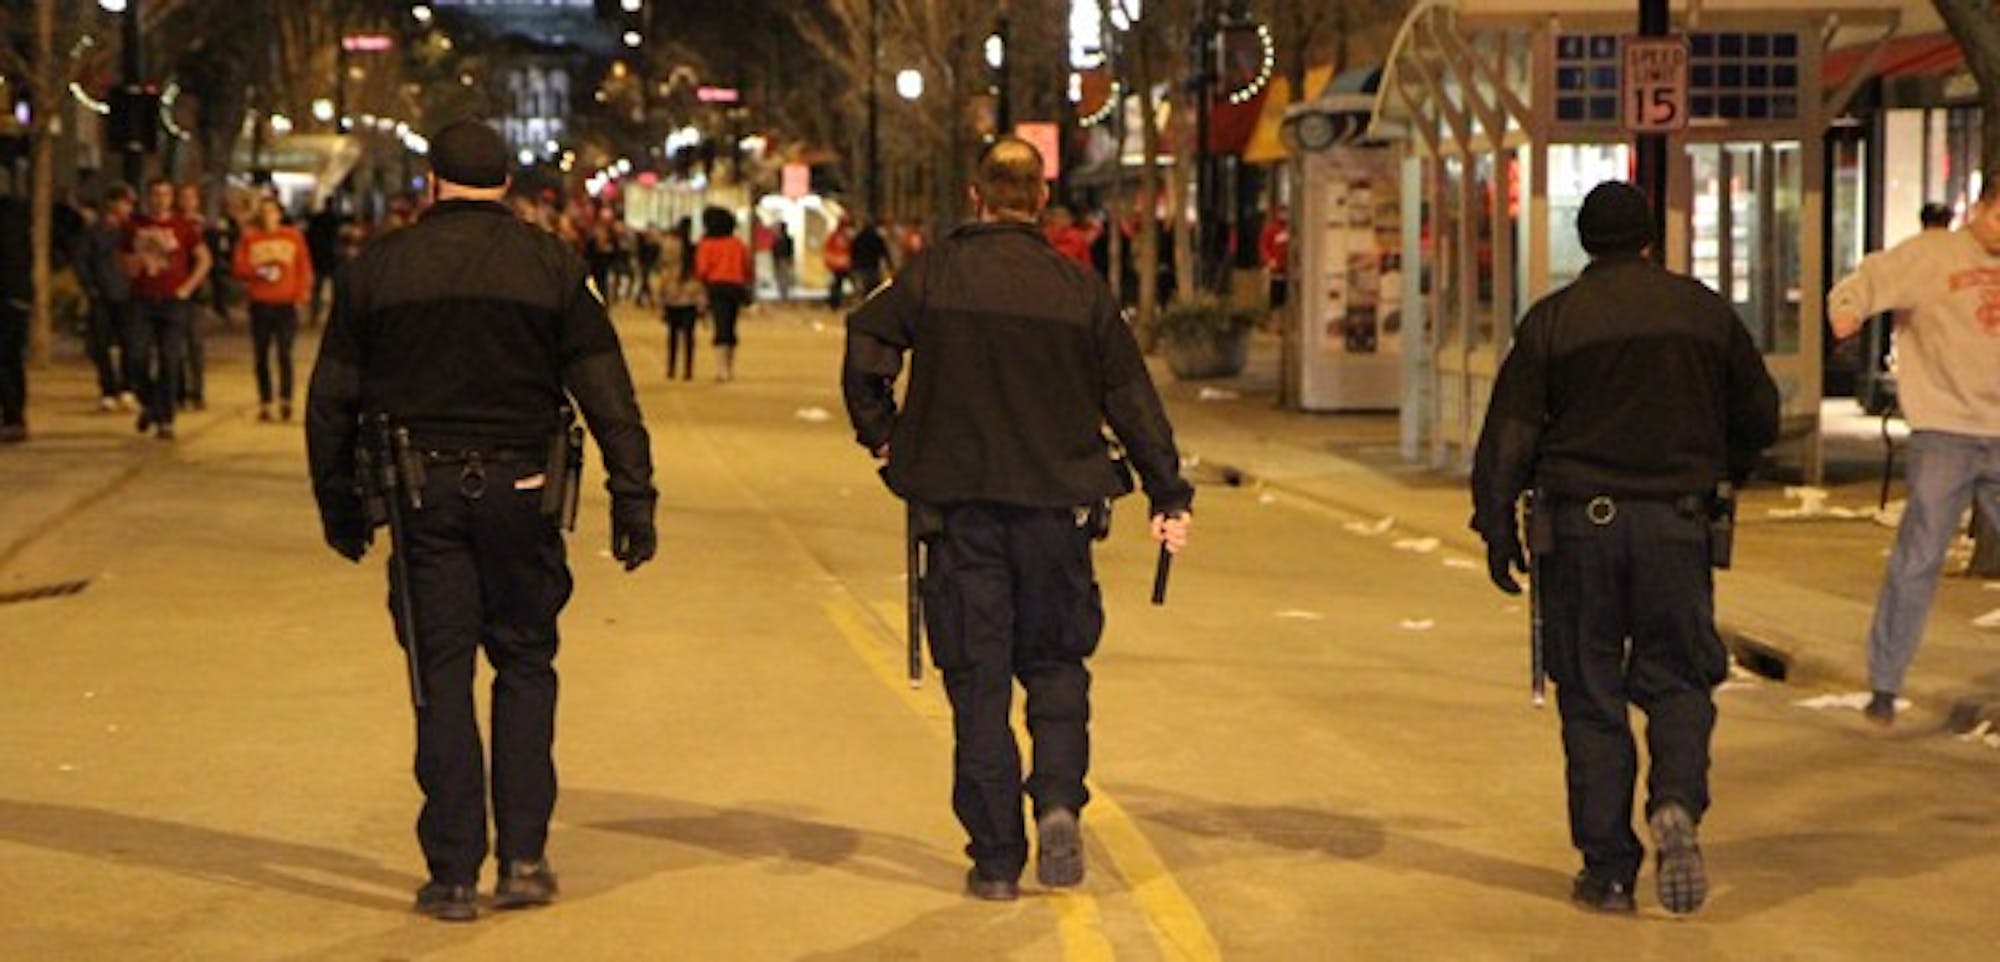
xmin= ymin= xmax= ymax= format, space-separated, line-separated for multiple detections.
xmin=1244 ymin=66 xmax=1337 ymax=164
xmin=1824 ymin=31 xmax=1963 ymax=86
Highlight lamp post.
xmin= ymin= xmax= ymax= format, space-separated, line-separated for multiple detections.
xmin=117 ymin=0 xmax=144 ymax=186
xmin=866 ymin=0 xmax=881 ymax=217
xmin=1636 ymin=0 xmax=1669 ymax=261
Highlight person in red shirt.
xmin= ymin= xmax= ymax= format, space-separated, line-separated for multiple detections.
xmin=1043 ymin=204 xmax=1096 ymax=268
xmin=1258 ymin=206 xmax=1291 ymax=309
xmin=695 ymin=205 xmax=753 ymax=382
xmin=122 ymin=177 xmax=212 ymax=440
xmin=232 ymin=196 xmax=314 ymax=421
xmin=823 ymin=217 xmax=855 ymax=312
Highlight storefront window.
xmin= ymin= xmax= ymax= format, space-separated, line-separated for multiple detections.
xmin=1689 ymin=140 xmax=1802 ymax=353
xmin=1546 ymin=143 xmax=1629 ymax=290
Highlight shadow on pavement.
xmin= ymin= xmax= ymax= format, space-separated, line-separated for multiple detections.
xmin=793 ymin=898 xmax=1050 ymax=962
xmin=561 ymin=786 xmax=963 ymax=893
xmin=0 ymin=797 xmax=414 ymax=913
xmin=1111 ymin=784 xmax=1572 ymax=903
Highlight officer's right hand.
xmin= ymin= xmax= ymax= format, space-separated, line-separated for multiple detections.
xmin=610 ymin=500 xmax=657 ymax=572
xmin=1485 ymin=536 xmax=1528 ymax=595
xmin=1152 ymin=512 xmax=1192 ymax=554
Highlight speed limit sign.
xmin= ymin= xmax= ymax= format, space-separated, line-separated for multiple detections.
xmin=1622 ymin=37 xmax=1690 ymax=132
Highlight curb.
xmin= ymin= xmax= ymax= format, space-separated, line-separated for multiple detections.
xmin=1197 ymin=453 xmax=2000 ymax=735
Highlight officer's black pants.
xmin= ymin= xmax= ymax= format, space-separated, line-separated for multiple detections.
xmin=249 ymin=303 xmax=299 ymax=404
xmin=1542 ymin=499 xmax=1729 ymax=886
xmin=924 ymin=503 xmax=1102 ymax=880
xmin=390 ymin=458 xmax=573 ymax=885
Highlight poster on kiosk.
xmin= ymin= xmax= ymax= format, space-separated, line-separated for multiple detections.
xmin=1299 ymin=144 xmax=1403 ymax=411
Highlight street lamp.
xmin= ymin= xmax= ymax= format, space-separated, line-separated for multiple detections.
xmin=896 ymin=69 xmax=923 ymax=101
xmin=411 ymin=4 xmax=432 ymax=25
xmin=98 ymin=0 xmax=128 ymax=11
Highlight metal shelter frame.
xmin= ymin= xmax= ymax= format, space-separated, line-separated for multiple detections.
xmin=1369 ymin=0 xmax=1909 ymax=481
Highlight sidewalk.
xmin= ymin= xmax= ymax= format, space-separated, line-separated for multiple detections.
xmin=1156 ymin=334 xmax=2000 ymax=732
xmin=0 ymin=315 xmax=264 ymax=576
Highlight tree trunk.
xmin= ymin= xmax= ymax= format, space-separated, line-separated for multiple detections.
xmin=27 ymin=0 xmax=55 ymax=369
xmin=1134 ymin=26 xmax=1162 ymax=331
xmin=1933 ymin=0 xmax=2000 ymax=182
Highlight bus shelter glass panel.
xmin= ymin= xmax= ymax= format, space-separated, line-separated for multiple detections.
xmin=1547 ymin=144 xmax=1630 ymax=290
xmin=1472 ymin=153 xmax=1498 ymax=349
xmin=1689 ymin=141 xmax=1803 ymax=354
xmin=1436 ymin=156 xmax=1465 ymax=348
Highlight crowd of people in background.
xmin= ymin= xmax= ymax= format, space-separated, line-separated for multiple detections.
xmin=0 ymin=173 xmax=1295 ymax=443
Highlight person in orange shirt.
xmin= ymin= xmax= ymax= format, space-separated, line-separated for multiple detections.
xmin=695 ymin=206 xmax=753 ymax=382
xmin=232 ymin=196 xmax=314 ymax=420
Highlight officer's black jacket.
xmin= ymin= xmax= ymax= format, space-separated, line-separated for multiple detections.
xmin=306 ymin=199 xmax=654 ymax=534
xmin=842 ymin=221 xmax=1193 ymax=517
xmin=1470 ymin=254 xmax=1780 ymax=543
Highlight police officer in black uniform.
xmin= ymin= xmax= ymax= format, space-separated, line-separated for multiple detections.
xmin=305 ymin=120 xmax=657 ymax=922
xmin=842 ymin=137 xmax=1194 ymax=901
xmin=1471 ymin=181 xmax=1779 ymax=916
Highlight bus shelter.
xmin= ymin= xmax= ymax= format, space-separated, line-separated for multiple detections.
xmin=1370 ymin=0 xmax=1914 ymax=480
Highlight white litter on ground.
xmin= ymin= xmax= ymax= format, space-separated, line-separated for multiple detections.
xmin=1957 ymin=720 xmax=1993 ymax=743
xmin=1875 ymin=501 xmax=1906 ymax=528
xmin=1197 ymin=387 xmax=1240 ymax=401
xmin=1973 ymin=608 xmax=2000 ymax=629
xmin=1442 ymin=556 xmax=1479 ymax=570
xmin=1180 ymin=455 xmax=1203 ymax=470
xmin=1984 ymin=582 xmax=2000 ymax=591
xmin=1343 ymin=517 xmax=1396 ymax=536
xmin=1718 ymin=663 xmax=1763 ymax=693
xmin=1793 ymin=691 xmax=1913 ymax=713
xmin=1392 ymin=537 xmax=1441 ymax=553
xmin=1399 ymin=618 xmax=1436 ymax=631
xmin=793 ymin=407 xmax=833 ymax=423
xmin=56 ymin=764 xmax=76 ymax=773
xmin=1764 ymin=486 xmax=1878 ymax=520
xmin=1274 ymin=610 xmax=1326 ymax=621
xmin=82 ymin=691 xmax=96 ymax=700
xmin=1985 ymin=734 xmax=2000 ymax=749
xmin=810 ymin=321 xmax=827 ymax=333
xmin=1258 ymin=492 xmax=1278 ymax=505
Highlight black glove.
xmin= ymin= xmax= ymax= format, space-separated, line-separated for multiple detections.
xmin=611 ymin=496 xmax=657 ymax=572
xmin=324 ymin=522 xmax=371 ymax=564
xmin=1485 ymin=533 xmax=1528 ymax=595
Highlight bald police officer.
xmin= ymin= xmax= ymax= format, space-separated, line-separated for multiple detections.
xmin=306 ymin=120 xmax=656 ymax=922
xmin=1471 ymin=181 xmax=1779 ymax=916
xmin=842 ymin=138 xmax=1194 ymax=901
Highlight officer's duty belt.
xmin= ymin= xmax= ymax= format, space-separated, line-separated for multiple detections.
xmin=1554 ymin=492 xmax=1709 ymax=526
xmin=417 ymin=445 xmax=542 ymax=465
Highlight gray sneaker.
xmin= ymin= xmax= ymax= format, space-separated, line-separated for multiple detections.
xmin=1648 ymin=803 xmax=1708 ymax=914
xmin=1036 ymin=808 xmax=1084 ymax=888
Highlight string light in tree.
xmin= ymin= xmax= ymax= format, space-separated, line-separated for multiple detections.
xmin=1224 ymin=22 xmax=1275 ymax=106
xmin=1078 ymin=80 xmax=1122 ymax=127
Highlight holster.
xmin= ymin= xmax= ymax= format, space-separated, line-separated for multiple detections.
xmin=909 ymin=501 xmax=944 ymax=544
xmin=1709 ymin=482 xmax=1736 ymax=570
xmin=540 ymin=407 xmax=583 ymax=531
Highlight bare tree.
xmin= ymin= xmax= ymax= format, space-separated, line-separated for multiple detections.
xmin=1934 ymin=0 xmax=2000 ymax=182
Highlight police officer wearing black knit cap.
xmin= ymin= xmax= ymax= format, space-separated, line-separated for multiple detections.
xmin=1470 ymin=180 xmax=1779 ymax=916
xmin=843 ymin=137 xmax=1193 ymax=901
xmin=306 ymin=119 xmax=656 ymax=922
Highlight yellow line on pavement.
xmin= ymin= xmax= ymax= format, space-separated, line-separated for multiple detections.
xmin=825 ymin=595 xmax=1221 ymax=962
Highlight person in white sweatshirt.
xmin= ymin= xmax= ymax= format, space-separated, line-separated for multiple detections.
xmin=1828 ymin=183 xmax=2000 ymax=725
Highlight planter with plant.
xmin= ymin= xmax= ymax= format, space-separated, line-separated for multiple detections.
xmin=1156 ymin=296 xmax=1258 ymax=379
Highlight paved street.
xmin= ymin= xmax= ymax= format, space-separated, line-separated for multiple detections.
xmin=3 ymin=305 xmax=1998 ymax=960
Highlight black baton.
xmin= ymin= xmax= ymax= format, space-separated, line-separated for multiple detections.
xmin=906 ymin=504 xmax=924 ymax=688
xmin=1151 ymin=545 xmax=1173 ymax=606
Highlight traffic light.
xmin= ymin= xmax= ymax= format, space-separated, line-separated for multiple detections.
xmin=106 ymin=85 xmax=160 ymax=154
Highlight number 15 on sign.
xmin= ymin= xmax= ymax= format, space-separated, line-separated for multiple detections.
xmin=1622 ymin=37 xmax=1690 ymax=133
